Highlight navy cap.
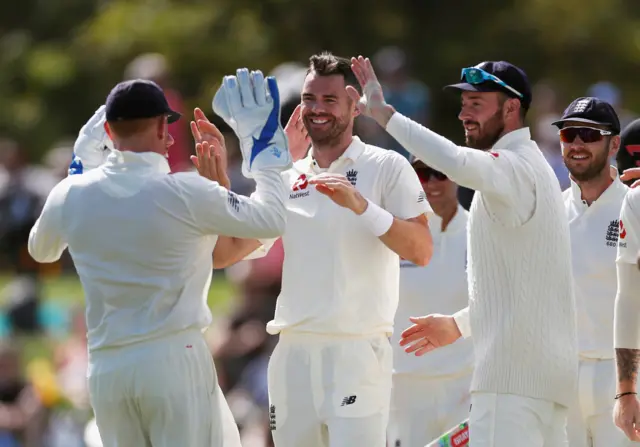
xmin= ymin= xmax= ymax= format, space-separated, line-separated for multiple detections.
xmin=105 ymin=79 xmax=181 ymax=124
xmin=552 ymin=97 xmax=620 ymax=134
xmin=617 ymin=118 xmax=640 ymax=183
xmin=444 ymin=61 xmax=532 ymax=109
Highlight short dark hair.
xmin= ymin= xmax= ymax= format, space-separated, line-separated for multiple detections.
xmin=307 ymin=52 xmax=361 ymax=94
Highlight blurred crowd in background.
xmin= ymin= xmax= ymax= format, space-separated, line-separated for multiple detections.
xmin=2 ymin=0 xmax=640 ymax=443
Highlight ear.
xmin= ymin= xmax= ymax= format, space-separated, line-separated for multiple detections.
xmin=157 ymin=116 xmax=166 ymax=140
xmin=610 ymin=135 xmax=621 ymax=157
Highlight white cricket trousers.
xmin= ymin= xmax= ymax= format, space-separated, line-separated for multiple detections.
xmin=387 ymin=371 xmax=472 ymax=447
xmin=267 ymin=331 xmax=392 ymax=447
xmin=567 ymin=358 xmax=634 ymax=447
xmin=87 ymin=328 xmax=241 ymax=447
xmin=470 ymin=392 xmax=569 ymax=446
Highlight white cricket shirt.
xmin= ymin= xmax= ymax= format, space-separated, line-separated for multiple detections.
xmin=391 ymin=205 xmax=473 ymax=377
xmin=614 ymin=188 xmax=640 ymax=349
xmin=263 ymin=136 xmax=431 ymax=336
xmin=564 ymin=167 xmax=628 ymax=359
xmin=28 ymin=150 xmax=287 ymax=353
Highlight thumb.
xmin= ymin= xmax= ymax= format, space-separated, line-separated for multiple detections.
xmin=190 ymin=155 xmax=199 ymax=169
xmin=345 ymin=85 xmax=361 ymax=103
xmin=409 ymin=315 xmax=430 ymax=325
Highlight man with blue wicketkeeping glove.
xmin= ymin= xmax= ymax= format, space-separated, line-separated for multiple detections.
xmin=29 ymin=71 xmax=290 ymax=447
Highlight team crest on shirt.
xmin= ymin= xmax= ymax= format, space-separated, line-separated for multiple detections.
xmin=605 ymin=219 xmax=619 ymax=247
xmin=346 ymin=169 xmax=358 ymax=186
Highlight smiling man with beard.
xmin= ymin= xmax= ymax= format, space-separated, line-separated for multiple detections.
xmin=219 ymin=52 xmax=433 ymax=447
xmin=347 ymin=57 xmax=577 ymax=446
xmin=552 ymin=98 xmax=632 ymax=447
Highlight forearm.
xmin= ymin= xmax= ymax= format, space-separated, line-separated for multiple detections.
xmin=28 ymin=219 xmax=66 ymax=263
xmin=379 ymin=215 xmax=432 ymax=266
xmin=212 ymin=237 xmax=262 ymax=269
xmin=382 ymin=111 xmax=509 ymax=195
xmin=616 ymin=348 xmax=640 ymax=393
xmin=452 ymin=307 xmax=472 ymax=338
xmin=614 ymin=263 xmax=640 ymax=349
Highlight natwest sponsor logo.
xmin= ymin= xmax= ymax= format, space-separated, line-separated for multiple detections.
xmin=290 ymin=174 xmax=310 ymax=199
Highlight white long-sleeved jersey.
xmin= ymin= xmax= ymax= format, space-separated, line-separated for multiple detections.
xmin=386 ymin=113 xmax=577 ymax=408
xmin=28 ymin=150 xmax=286 ymax=353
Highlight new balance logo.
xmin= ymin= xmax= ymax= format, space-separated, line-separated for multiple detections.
xmin=228 ymin=192 xmax=240 ymax=212
xmin=417 ymin=190 xmax=426 ymax=203
xmin=346 ymin=169 xmax=358 ymax=186
xmin=606 ymin=219 xmax=619 ymax=247
xmin=341 ymin=395 xmax=357 ymax=406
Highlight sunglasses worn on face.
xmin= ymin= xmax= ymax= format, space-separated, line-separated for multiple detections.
xmin=558 ymin=126 xmax=612 ymax=144
xmin=416 ymin=168 xmax=447 ymax=183
xmin=460 ymin=67 xmax=523 ymax=99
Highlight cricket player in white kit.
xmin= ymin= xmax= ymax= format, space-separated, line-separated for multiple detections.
xmin=28 ymin=71 xmax=293 ymax=447
xmin=613 ymin=181 xmax=640 ymax=442
xmin=552 ymin=97 xmax=633 ymax=446
xmin=387 ymin=158 xmax=473 ymax=447
xmin=220 ymin=52 xmax=433 ymax=447
xmin=349 ymin=57 xmax=578 ymax=446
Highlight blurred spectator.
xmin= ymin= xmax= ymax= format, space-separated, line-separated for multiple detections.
xmin=587 ymin=81 xmax=637 ymax=131
xmin=124 ymin=53 xmax=192 ymax=173
xmin=531 ymin=81 xmax=570 ymax=190
xmin=358 ymin=46 xmax=431 ymax=159
xmin=0 ymin=343 xmax=47 ymax=446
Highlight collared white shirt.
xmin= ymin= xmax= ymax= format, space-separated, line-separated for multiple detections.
xmin=28 ymin=150 xmax=287 ymax=353
xmin=264 ymin=136 xmax=431 ymax=336
xmin=392 ymin=205 xmax=473 ymax=376
xmin=618 ymin=188 xmax=640 ymax=266
xmin=563 ymin=167 xmax=628 ymax=358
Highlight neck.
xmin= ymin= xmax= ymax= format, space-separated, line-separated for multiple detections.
xmin=496 ymin=123 xmax=524 ymax=143
xmin=435 ymin=202 xmax=458 ymax=232
xmin=575 ymin=168 xmax=613 ymax=206
xmin=311 ymin=134 xmax=354 ymax=169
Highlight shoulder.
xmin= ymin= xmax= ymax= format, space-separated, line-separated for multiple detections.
xmin=359 ymin=144 xmax=411 ymax=172
xmin=625 ymin=187 xmax=640 ymax=209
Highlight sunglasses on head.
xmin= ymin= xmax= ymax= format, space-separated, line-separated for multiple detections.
xmin=460 ymin=67 xmax=523 ymax=99
xmin=415 ymin=167 xmax=447 ymax=183
xmin=558 ymin=126 xmax=612 ymax=144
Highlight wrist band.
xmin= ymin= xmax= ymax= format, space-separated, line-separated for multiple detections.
xmin=615 ymin=392 xmax=637 ymax=400
xmin=359 ymin=200 xmax=394 ymax=237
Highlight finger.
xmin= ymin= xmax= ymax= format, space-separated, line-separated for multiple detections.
xmin=197 ymin=120 xmax=225 ymax=143
xmin=266 ymin=76 xmax=280 ymax=109
xmin=194 ymin=107 xmax=209 ymax=123
xmin=350 ymin=60 xmax=366 ymax=87
xmin=400 ymin=324 xmax=422 ymax=339
xmin=236 ymin=68 xmax=256 ymax=108
xmin=223 ymin=75 xmax=243 ymax=115
xmin=190 ymin=121 xmax=202 ymax=143
xmin=364 ymin=57 xmax=379 ymax=82
xmin=404 ymin=338 xmax=429 ymax=354
xmin=287 ymin=104 xmax=303 ymax=129
xmin=621 ymin=167 xmax=640 ymax=180
xmin=632 ymin=179 xmax=640 ymax=189
xmin=315 ymin=184 xmax=334 ymax=196
xmin=400 ymin=331 xmax=429 ymax=346
xmin=415 ymin=342 xmax=437 ymax=356
xmin=190 ymin=155 xmax=200 ymax=169
xmin=251 ymin=70 xmax=267 ymax=106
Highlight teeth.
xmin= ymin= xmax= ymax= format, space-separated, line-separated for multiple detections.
xmin=571 ymin=155 xmax=588 ymax=159
xmin=312 ymin=119 xmax=328 ymax=124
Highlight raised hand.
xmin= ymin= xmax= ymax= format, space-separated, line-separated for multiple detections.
xmin=346 ymin=56 xmax=387 ymax=118
xmin=284 ymin=104 xmax=311 ymax=162
xmin=308 ymin=173 xmax=367 ymax=214
xmin=190 ymin=107 xmax=230 ymax=189
xmin=193 ymin=141 xmax=228 ymax=187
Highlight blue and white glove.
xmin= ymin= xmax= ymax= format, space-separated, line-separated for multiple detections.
xmin=68 ymin=105 xmax=114 ymax=175
xmin=212 ymin=68 xmax=292 ymax=178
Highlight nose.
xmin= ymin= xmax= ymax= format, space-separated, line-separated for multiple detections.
xmin=458 ymin=108 xmax=472 ymax=122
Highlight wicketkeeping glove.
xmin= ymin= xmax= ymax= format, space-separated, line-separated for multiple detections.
xmin=212 ymin=68 xmax=292 ymax=178
xmin=68 ymin=105 xmax=114 ymax=175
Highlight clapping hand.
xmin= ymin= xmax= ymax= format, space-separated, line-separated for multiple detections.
xmin=284 ymin=104 xmax=311 ymax=162
xmin=190 ymin=107 xmax=230 ymax=189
